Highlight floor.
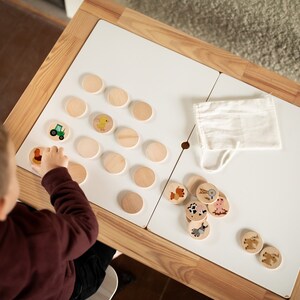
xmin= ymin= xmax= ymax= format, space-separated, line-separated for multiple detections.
xmin=0 ymin=1 xmax=210 ymax=299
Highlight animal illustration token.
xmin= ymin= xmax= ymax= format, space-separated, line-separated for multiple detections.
xmin=29 ymin=147 xmax=45 ymax=165
xmin=164 ymin=181 xmax=187 ymax=204
xmin=185 ymin=199 xmax=208 ymax=222
xmin=259 ymin=246 xmax=282 ymax=269
xmin=207 ymin=195 xmax=230 ymax=217
xmin=188 ymin=220 xmax=210 ymax=240
xmin=93 ymin=114 xmax=114 ymax=133
xmin=196 ymin=182 xmax=219 ymax=204
xmin=241 ymin=231 xmax=263 ymax=254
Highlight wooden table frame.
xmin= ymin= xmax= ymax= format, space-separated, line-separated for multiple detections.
xmin=5 ymin=0 xmax=300 ymax=299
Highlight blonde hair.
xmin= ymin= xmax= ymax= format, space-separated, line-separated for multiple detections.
xmin=0 ymin=124 xmax=9 ymax=197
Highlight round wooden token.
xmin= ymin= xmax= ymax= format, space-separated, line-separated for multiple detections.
xmin=188 ymin=220 xmax=210 ymax=240
xmin=29 ymin=147 xmax=44 ymax=165
xmin=76 ymin=136 xmax=100 ymax=159
xmin=207 ymin=195 xmax=230 ymax=217
xmin=120 ymin=191 xmax=144 ymax=214
xmin=185 ymin=200 xmax=208 ymax=222
xmin=93 ymin=114 xmax=114 ymax=133
xmin=102 ymin=152 xmax=126 ymax=174
xmin=68 ymin=162 xmax=87 ymax=185
xmin=65 ymin=97 xmax=87 ymax=118
xmin=115 ymin=127 xmax=139 ymax=148
xmin=107 ymin=87 xmax=129 ymax=107
xmin=133 ymin=166 xmax=155 ymax=188
xmin=48 ymin=121 xmax=70 ymax=141
xmin=241 ymin=231 xmax=264 ymax=254
xmin=130 ymin=100 xmax=153 ymax=121
xmin=185 ymin=175 xmax=206 ymax=196
xmin=81 ymin=74 xmax=105 ymax=94
xmin=145 ymin=141 xmax=168 ymax=162
xmin=163 ymin=181 xmax=187 ymax=204
xmin=196 ymin=182 xmax=219 ymax=204
xmin=259 ymin=246 xmax=282 ymax=269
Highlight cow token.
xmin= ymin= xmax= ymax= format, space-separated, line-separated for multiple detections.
xmin=185 ymin=200 xmax=208 ymax=222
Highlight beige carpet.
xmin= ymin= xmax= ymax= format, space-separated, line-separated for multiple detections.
xmin=116 ymin=0 xmax=300 ymax=83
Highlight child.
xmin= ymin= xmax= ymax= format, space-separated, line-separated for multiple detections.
xmin=0 ymin=124 xmax=116 ymax=299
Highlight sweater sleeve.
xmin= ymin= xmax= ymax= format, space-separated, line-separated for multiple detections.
xmin=41 ymin=167 xmax=99 ymax=259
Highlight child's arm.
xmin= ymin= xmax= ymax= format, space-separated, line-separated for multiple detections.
xmin=32 ymin=146 xmax=98 ymax=259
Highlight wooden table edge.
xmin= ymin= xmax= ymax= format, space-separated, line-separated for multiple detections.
xmin=4 ymin=0 xmax=299 ymax=299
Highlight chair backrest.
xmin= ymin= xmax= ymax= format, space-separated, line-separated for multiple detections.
xmin=87 ymin=265 xmax=118 ymax=300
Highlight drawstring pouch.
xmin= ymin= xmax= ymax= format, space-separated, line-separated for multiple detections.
xmin=193 ymin=96 xmax=281 ymax=172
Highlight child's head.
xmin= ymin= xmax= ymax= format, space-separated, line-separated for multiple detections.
xmin=0 ymin=124 xmax=19 ymax=221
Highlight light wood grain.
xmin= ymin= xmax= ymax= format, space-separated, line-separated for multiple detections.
xmin=5 ymin=0 xmax=300 ymax=298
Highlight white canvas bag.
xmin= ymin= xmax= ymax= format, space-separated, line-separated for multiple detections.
xmin=193 ymin=96 xmax=281 ymax=172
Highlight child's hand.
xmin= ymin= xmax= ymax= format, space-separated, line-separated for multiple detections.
xmin=32 ymin=146 xmax=69 ymax=177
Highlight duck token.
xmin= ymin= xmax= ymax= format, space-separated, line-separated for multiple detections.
xmin=130 ymin=100 xmax=153 ymax=121
xmin=106 ymin=87 xmax=129 ymax=107
xmin=65 ymin=96 xmax=87 ymax=118
xmin=185 ymin=175 xmax=206 ymax=196
xmin=48 ymin=121 xmax=70 ymax=141
xmin=29 ymin=147 xmax=44 ymax=165
xmin=196 ymin=182 xmax=219 ymax=204
xmin=188 ymin=220 xmax=210 ymax=240
xmin=102 ymin=152 xmax=126 ymax=174
xmin=207 ymin=195 xmax=230 ymax=217
xmin=241 ymin=231 xmax=264 ymax=254
xmin=81 ymin=73 xmax=105 ymax=94
xmin=163 ymin=181 xmax=187 ymax=204
xmin=185 ymin=200 xmax=208 ymax=222
xmin=133 ymin=166 xmax=155 ymax=188
xmin=68 ymin=162 xmax=87 ymax=185
xmin=93 ymin=114 xmax=114 ymax=133
xmin=120 ymin=191 xmax=144 ymax=214
xmin=259 ymin=246 xmax=282 ymax=269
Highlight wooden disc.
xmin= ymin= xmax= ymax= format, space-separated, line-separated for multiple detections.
xmin=163 ymin=181 xmax=187 ymax=204
xmin=259 ymin=246 xmax=282 ymax=269
xmin=115 ymin=127 xmax=139 ymax=148
xmin=65 ymin=97 xmax=87 ymax=118
xmin=133 ymin=166 xmax=155 ymax=188
xmin=93 ymin=114 xmax=114 ymax=133
xmin=29 ymin=147 xmax=44 ymax=165
xmin=120 ymin=191 xmax=144 ymax=214
xmin=185 ymin=175 xmax=206 ymax=196
xmin=102 ymin=152 xmax=126 ymax=174
xmin=241 ymin=231 xmax=264 ymax=254
xmin=68 ymin=162 xmax=87 ymax=185
xmin=196 ymin=182 xmax=219 ymax=204
xmin=131 ymin=100 xmax=153 ymax=121
xmin=76 ymin=136 xmax=100 ymax=159
xmin=81 ymin=74 xmax=104 ymax=93
xmin=48 ymin=121 xmax=70 ymax=141
xmin=145 ymin=141 xmax=168 ymax=162
xmin=185 ymin=200 xmax=208 ymax=222
xmin=107 ymin=87 xmax=129 ymax=107
xmin=207 ymin=195 xmax=230 ymax=217
xmin=188 ymin=220 xmax=210 ymax=240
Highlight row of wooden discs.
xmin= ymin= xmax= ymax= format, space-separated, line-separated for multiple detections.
xmin=164 ymin=179 xmax=230 ymax=240
xmin=65 ymin=73 xmax=154 ymax=121
xmin=241 ymin=230 xmax=282 ymax=269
